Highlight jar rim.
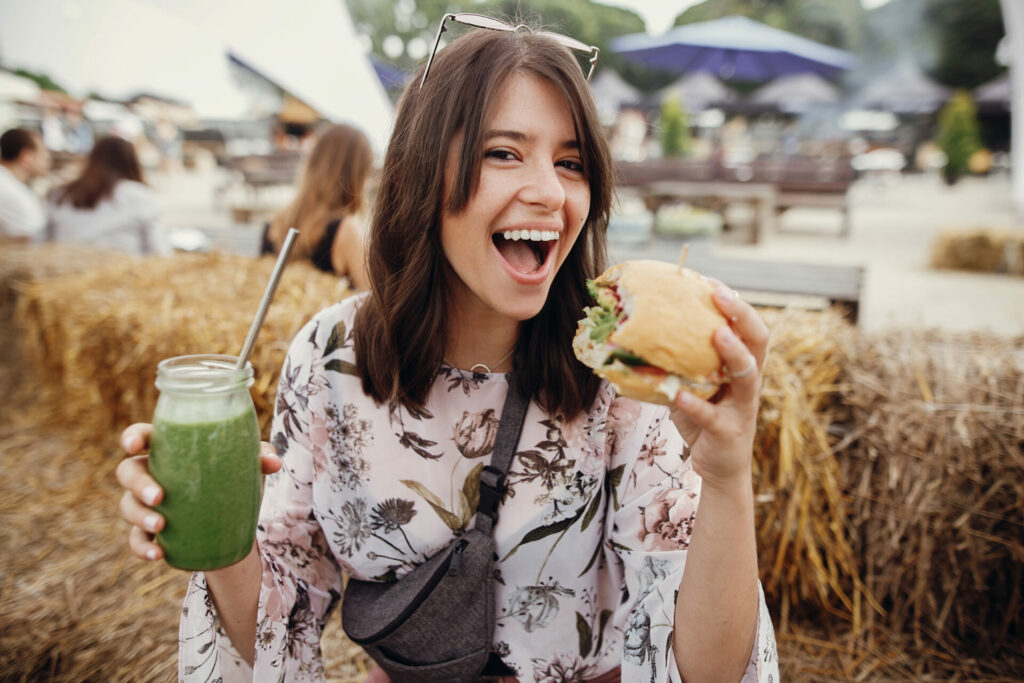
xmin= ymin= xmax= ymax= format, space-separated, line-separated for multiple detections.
xmin=156 ymin=354 xmax=254 ymax=394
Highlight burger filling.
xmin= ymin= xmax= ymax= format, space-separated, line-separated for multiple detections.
xmin=575 ymin=280 xmax=721 ymax=399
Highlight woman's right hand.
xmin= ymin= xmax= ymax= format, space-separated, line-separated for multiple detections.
xmin=115 ymin=423 xmax=283 ymax=562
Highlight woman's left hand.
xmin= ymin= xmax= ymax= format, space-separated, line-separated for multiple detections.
xmin=669 ymin=285 xmax=769 ymax=489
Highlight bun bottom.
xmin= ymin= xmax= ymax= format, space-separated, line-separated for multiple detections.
xmin=597 ymin=364 xmax=720 ymax=405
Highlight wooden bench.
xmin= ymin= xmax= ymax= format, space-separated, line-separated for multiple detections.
xmin=609 ymin=239 xmax=865 ymax=322
xmin=616 ymin=157 xmax=855 ymax=240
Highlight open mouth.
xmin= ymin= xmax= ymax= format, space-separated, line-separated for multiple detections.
xmin=492 ymin=229 xmax=559 ymax=275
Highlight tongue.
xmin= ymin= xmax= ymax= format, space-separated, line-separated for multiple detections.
xmin=497 ymin=240 xmax=541 ymax=274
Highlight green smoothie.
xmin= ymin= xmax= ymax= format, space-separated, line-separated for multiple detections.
xmin=149 ymin=400 xmax=261 ymax=571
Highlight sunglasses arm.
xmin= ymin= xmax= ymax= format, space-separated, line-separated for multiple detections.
xmin=420 ymin=13 xmax=456 ymax=88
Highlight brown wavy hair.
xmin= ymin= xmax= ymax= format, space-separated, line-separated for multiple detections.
xmin=53 ymin=136 xmax=144 ymax=209
xmin=266 ymin=123 xmax=373 ymax=261
xmin=353 ymin=25 xmax=613 ymax=419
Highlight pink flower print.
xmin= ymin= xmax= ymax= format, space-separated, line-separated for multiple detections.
xmin=606 ymin=398 xmax=642 ymax=458
xmin=453 ymin=409 xmax=499 ymax=459
xmin=304 ymin=411 xmax=331 ymax=473
xmin=260 ymin=562 xmax=297 ymax=621
xmin=638 ymin=487 xmax=698 ymax=551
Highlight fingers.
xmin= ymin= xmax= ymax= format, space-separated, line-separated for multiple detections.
xmin=260 ymin=442 xmax=284 ymax=475
xmin=121 ymin=423 xmax=153 ymax=455
xmin=712 ymin=286 xmax=769 ymax=365
xmin=672 ymin=389 xmax=720 ymax=436
xmin=115 ymin=455 xmax=163 ymax=506
xmin=116 ymin=454 xmax=165 ymax=561
xmin=129 ymin=524 xmax=164 ymax=561
xmin=714 ymin=325 xmax=761 ymax=401
xmin=120 ymin=489 xmax=164 ymax=534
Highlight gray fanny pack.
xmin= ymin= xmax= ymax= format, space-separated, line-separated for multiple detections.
xmin=341 ymin=376 xmax=528 ymax=682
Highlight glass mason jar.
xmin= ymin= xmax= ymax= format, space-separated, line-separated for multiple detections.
xmin=148 ymin=354 xmax=261 ymax=570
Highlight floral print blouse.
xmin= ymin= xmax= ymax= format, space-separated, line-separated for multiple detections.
xmin=178 ymin=294 xmax=779 ymax=682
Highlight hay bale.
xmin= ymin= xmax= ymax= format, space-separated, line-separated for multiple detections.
xmin=930 ymin=227 xmax=1024 ymax=275
xmin=15 ymin=249 xmax=351 ymax=447
xmin=6 ymin=243 xmax=1024 ymax=678
xmin=0 ymin=242 xmax=120 ymax=309
xmin=837 ymin=328 xmax=1024 ymax=659
xmin=753 ymin=307 xmax=877 ymax=633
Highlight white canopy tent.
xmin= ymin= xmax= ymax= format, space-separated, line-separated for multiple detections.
xmin=0 ymin=0 xmax=394 ymax=152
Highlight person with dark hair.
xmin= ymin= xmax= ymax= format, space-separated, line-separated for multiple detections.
xmin=116 ymin=14 xmax=778 ymax=682
xmin=0 ymin=128 xmax=50 ymax=240
xmin=262 ymin=123 xmax=373 ymax=289
xmin=46 ymin=135 xmax=161 ymax=254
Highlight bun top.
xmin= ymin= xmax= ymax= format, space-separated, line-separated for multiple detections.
xmin=595 ymin=259 xmax=727 ymax=381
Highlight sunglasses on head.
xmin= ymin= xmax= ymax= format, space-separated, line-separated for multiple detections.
xmin=420 ymin=13 xmax=600 ymax=88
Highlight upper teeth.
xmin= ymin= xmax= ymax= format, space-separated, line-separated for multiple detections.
xmin=501 ymin=230 xmax=559 ymax=241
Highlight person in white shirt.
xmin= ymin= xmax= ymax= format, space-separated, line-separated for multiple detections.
xmin=0 ymin=128 xmax=50 ymax=241
xmin=46 ymin=135 xmax=160 ymax=255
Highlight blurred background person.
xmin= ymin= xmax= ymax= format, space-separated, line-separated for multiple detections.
xmin=261 ymin=122 xmax=372 ymax=290
xmin=0 ymin=128 xmax=50 ymax=242
xmin=45 ymin=135 xmax=161 ymax=255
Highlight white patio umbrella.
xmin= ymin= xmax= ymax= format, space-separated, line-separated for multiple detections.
xmin=748 ymin=73 xmax=842 ymax=113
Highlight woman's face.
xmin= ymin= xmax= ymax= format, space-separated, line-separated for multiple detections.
xmin=440 ymin=72 xmax=591 ymax=324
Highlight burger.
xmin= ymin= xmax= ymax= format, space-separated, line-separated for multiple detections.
xmin=572 ymin=259 xmax=730 ymax=405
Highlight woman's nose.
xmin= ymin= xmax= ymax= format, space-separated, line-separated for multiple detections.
xmin=518 ymin=163 xmax=566 ymax=211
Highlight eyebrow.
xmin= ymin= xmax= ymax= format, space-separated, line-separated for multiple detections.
xmin=485 ymin=129 xmax=579 ymax=149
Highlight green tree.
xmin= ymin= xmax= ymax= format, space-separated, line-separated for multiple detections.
xmin=926 ymin=0 xmax=1004 ymax=89
xmin=859 ymin=0 xmax=1005 ymax=90
xmin=659 ymin=97 xmax=691 ymax=157
xmin=935 ymin=90 xmax=983 ymax=184
xmin=12 ymin=68 xmax=66 ymax=93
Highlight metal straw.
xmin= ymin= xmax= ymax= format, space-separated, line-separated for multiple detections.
xmin=235 ymin=228 xmax=299 ymax=369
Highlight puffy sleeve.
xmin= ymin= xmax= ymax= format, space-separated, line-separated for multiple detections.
xmin=178 ymin=316 xmax=344 ymax=682
xmin=604 ymin=399 xmax=779 ymax=682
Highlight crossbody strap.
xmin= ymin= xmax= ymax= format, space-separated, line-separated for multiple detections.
xmin=474 ymin=374 xmax=528 ymax=534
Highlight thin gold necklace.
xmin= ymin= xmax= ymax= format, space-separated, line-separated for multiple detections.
xmin=446 ymin=347 xmax=515 ymax=374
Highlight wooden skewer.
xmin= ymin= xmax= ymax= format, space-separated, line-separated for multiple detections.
xmin=678 ymin=243 xmax=689 ymax=273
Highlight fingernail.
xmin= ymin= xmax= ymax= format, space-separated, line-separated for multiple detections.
xmin=676 ymin=391 xmax=691 ymax=406
xmin=142 ymin=486 xmax=160 ymax=506
xmin=720 ymin=327 xmax=737 ymax=345
xmin=145 ymin=548 xmax=159 ymax=560
xmin=144 ymin=514 xmax=161 ymax=532
xmin=122 ymin=433 xmax=138 ymax=452
xmin=715 ymin=286 xmax=732 ymax=301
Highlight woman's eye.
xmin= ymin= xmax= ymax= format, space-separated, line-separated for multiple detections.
xmin=485 ymin=149 xmax=517 ymax=161
xmin=557 ymin=159 xmax=584 ymax=173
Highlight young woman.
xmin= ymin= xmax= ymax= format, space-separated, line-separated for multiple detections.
xmin=117 ymin=16 xmax=778 ymax=682
xmin=261 ymin=123 xmax=373 ymax=290
xmin=46 ymin=135 xmax=159 ymax=255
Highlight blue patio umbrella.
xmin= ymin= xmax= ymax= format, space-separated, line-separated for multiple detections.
xmin=611 ymin=16 xmax=855 ymax=82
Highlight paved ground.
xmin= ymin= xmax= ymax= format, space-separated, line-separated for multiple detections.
xmin=149 ymin=167 xmax=1024 ymax=338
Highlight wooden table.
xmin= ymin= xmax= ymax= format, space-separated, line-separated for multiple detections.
xmin=642 ymin=180 xmax=778 ymax=244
